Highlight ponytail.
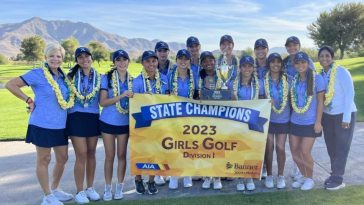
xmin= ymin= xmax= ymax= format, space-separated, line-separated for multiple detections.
xmin=106 ymin=68 xmax=117 ymax=89
xmin=67 ymin=64 xmax=80 ymax=79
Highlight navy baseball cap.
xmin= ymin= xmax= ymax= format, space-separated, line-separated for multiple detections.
xmin=254 ymin=38 xmax=269 ymax=49
xmin=186 ymin=36 xmax=200 ymax=47
xmin=294 ymin=51 xmax=309 ymax=63
xmin=200 ymin=51 xmax=215 ymax=63
xmin=75 ymin=47 xmax=92 ymax=61
xmin=285 ymin=36 xmax=300 ymax=46
xmin=267 ymin=53 xmax=282 ymax=64
xmin=142 ymin=50 xmax=158 ymax=62
xmin=112 ymin=49 xmax=130 ymax=62
xmin=220 ymin=34 xmax=234 ymax=45
xmin=239 ymin=55 xmax=255 ymax=66
xmin=176 ymin=49 xmax=191 ymax=60
xmin=155 ymin=41 xmax=169 ymax=51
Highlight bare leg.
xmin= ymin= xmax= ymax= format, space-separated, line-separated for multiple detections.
xmin=276 ymin=134 xmax=287 ymax=176
xmin=265 ymin=134 xmax=275 ymax=176
xmin=102 ymin=133 xmax=115 ymax=185
xmin=51 ymin=145 xmax=69 ymax=190
xmin=86 ymin=136 xmax=98 ymax=188
xmin=116 ymin=134 xmax=129 ymax=183
xmin=71 ymin=137 xmax=87 ymax=192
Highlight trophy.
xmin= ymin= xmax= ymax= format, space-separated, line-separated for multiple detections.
xmin=217 ymin=54 xmax=233 ymax=90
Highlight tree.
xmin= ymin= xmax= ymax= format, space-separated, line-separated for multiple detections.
xmin=61 ymin=36 xmax=79 ymax=68
xmin=87 ymin=41 xmax=110 ymax=67
xmin=308 ymin=2 xmax=364 ymax=59
xmin=20 ymin=36 xmax=45 ymax=62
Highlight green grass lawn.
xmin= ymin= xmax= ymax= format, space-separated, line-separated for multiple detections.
xmin=73 ymin=185 xmax=364 ymax=205
xmin=0 ymin=57 xmax=363 ymax=140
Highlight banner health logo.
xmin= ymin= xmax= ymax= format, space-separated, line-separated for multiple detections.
xmin=136 ymin=163 xmax=170 ymax=170
xmin=226 ymin=162 xmax=233 ymax=169
xmin=132 ymin=102 xmax=267 ymax=132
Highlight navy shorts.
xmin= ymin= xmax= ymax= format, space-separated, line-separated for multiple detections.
xmin=100 ymin=121 xmax=129 ymax=135
xmin=66 ymin=112 xmax=100 ymax=137
xmin=268 ymin=122 xmax=289 ymax=135
xmin=290 ymin=122 xmax=322 ymax=138
xmin=26 ymin=124 xmax=68 ymax=148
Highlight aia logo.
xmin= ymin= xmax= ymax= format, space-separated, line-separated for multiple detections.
xmin=226 ymin=162 xmax=233 ymax=169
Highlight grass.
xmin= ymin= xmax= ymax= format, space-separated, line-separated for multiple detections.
xmin=0 ymin=57 xmax=363 ymax=140
xmin=73 ymin=185 xmax=364 ymax=205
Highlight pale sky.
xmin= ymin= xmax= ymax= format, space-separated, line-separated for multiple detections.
xmin=0 ymin=0 xmax=357 ymax=50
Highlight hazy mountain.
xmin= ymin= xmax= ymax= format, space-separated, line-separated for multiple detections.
xmin=0 ymin=17 xmax=185 ymax=58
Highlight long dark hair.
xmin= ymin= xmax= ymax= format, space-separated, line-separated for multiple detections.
xmin=106 ymin=68 xmax=117 ymax=88
xmin=307 ymin=69 xmax=314 ymax=96
xmin=67 ymin=64 xmax=80 ymax=79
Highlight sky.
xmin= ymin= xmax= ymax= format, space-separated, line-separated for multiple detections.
xmin=0 ymin=0 xmax=357 ymax=50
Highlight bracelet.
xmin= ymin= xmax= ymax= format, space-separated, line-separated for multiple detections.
xmin=25 ymin=97 xmax=31 ymax=103
xmin=26 ymin=97 xmax=34 ymax=104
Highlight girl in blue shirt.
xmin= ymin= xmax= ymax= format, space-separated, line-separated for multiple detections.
xmin=66 ymin=47 xmax=101 ymax=203
xmin=254 ymin=38 xmax=269 ymax=80
xmin=6 ymin=43 xmax=74 ymax=205
xmin=217 ymin=35 xmax=238 ymax=91
xmin=319 ymin=46 xmax=357 ymax=190
xmin=263 ymin=53 xmax=290 ymax=189
xmin=289 ymin=51 xmax=325 ymax=191
xmin=167 ymin=49 xmax=197 ymax=190
xmin=132 ymin=50 xmax=169 ymax=195
xmin=99 ymin=50 xmax=133 ymax=201
xmin=235 ymin=55 xmax=263 ymax=192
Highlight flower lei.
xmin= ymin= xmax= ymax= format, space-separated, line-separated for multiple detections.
xmin=171 ymin=67 xmax=194 ymax=98
xmin=290 ymin=70 xmax=316 ymax=114
xmin=321 ymin=63 xmax=338 ymax=106
xmin=112 ymin=70 xmax=133 ymax=114
xmin=69 ymin=69 xmax=101 ymax=104
xmin=142 ymin=69 xmax=161 ymax=94
xmin=237 ymin=71 xmax=259 ymax=100
xmin=264 ymin=72 xmax=289 ymax=114
xmin=42 ymin=67 xmax=74 ymax=109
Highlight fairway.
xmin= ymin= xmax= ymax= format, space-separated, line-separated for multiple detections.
xmin=0 ymin=57 xmax=363 ymax=140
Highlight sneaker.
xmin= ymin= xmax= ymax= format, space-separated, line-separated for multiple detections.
xmin=326 ymin=182 xmax=346 ymax=190
xmin=246 ymin=178 xmax=255 ymax=191
xmin=183 ymin=176 xmax=193 ymax=188
xmin=293 ymin=172 xmax=303 ymax=181
xmin=291 ymin=162 xmax=300 ymax=178
xmin=169 ymin=176 xmax=179 ymax=189
xmin=135 ymin=180 xmax=145 ymax=194
xmin=85 ymin=187 xmax=100 ymax=201
xmin=277 ymin=176 xmax=286 ymax=189
xmin=114 ymin=183 xmax=123 ymax=200
xmin=103 ymin=185 xmax=112 ymax=201
xmin=202 ymin=177 xmax=212 ymax=189
xmin=213 ymin=177 xmax=222 ymax=190
xmin=147 ymin=181 xmax=159 ymax=194
xmin=154 ymin=175 xmax=166 ymax=185
xmin=236 ymin=179 xmax=245 ymax=191
xmin=324 ymin=176 xmax=333 ymax=185
xmin=41 ymin=194 xmax=64 ymax=205
xmin=265 ymin=175 xmax=274 ymax=188
xmin=74 ymin=191 xmax=89 ymax=204
xmin=52 ymin=189 xmax=73 ymax=202
xmin=292 ymin=176 xmax=305 ymax=189
xmin=301 ymin=178 xmax=315 ymax=191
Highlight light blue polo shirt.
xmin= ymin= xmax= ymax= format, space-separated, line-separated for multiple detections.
xmin=68 ymin=69 xmax=100 ymax=114
xmin=284 ymin=57 xmax=315 ymax=83
xmin=237 ymin=79 xmax=264 ymax=100
xmin=99 ymin=74 xmax=130 ymax=126
xmin=266 ymin=77 xmax=291 ymax=123
xmin=168 ymin=67 xmax=199 ymax=97
xmin=290 ymin=73 xmax=325 ymax=125
xmin=20 ymin=68 xmax=70 ymax=129
xmin=132 ymin=72 xmax=169 ymax=94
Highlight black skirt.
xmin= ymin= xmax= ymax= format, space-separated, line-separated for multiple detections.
xmin=268 ymin=122 xmax=289 ymax=134
xmin=100 ymin=121 xmax=129 ymax=135
xmin=290 ymin=122 xmax=322 ymax=137
xmin=26 ymin=124 xmax=68 ymax=148
xmin=66 ymin=112 xmax=100 ymax=137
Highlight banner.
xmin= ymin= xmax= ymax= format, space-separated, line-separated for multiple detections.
xmin=130 ymin=94 xmax=271 ymax=178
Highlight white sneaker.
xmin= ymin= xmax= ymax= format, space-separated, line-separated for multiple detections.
xmin=292 ymin=177 xmax=305 ymax=189
xmin=114 ymin=183 xmax=123 ymax=200
xmin=246 ymin=178 xmax=255 ymax=191
xmin=103 ymin=185 xmax=112 ymax=201
xmin=52 ymin=189 xmax=73 ymax=202
xmin=265 ymin=175 xmax=274 ymax=188
xmin=85 ymin=187 xmax=100 ymax=201
xmin=236 ymin=179 xmax=245 ymax=191
xmin=41 ymin=194 xmax=64 ymax=205
xmin=169 ymin=176 xmax=179 ymax=189
xmin=213 ymin=177 xmax=222 ymax=190
xmin=74 ymin=191 xmax=89 ymax=204
xmin=202 ymin=177 xmax=212 ymax=189
xmin=293 ymin=172 xmax=303 ymax=181
xmin=154 ymin=175 xmax=166 ymax=185
xmin=291 ymin=163 xmax=301 ymax=178
xmin=183 ymin=176 xmax=193 ymax=188
xmin=301 ymin=178 xmax=315 ymax=191
xmin=277 ymin=176 xmax=286 ymax=189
